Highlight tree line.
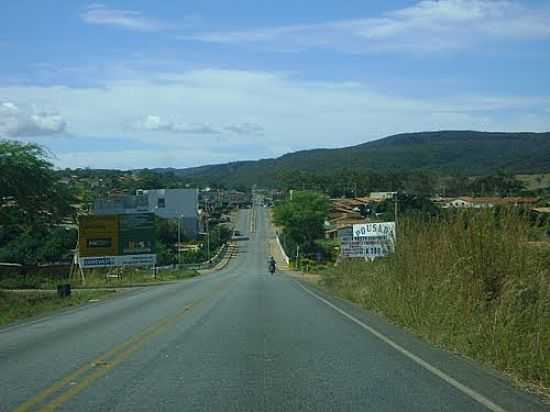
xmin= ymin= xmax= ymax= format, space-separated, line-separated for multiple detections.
xmin=276 ymin=169 xmax=532 ymax=198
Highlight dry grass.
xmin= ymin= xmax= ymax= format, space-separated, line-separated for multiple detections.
xmin=0 ymin=290 xmax=115 ymax=327
xmin=322 ymin=209 xmax=550 ymax=393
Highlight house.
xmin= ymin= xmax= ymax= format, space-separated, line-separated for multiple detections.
xmin=437 ymin=196 xmax=538 ymax=209
xmin=369 ymin=192 xmax=397 ymax=201
xmin=325 ymin=197 xmax=371 ymax=239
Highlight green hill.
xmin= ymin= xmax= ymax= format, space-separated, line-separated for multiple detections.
xmin=171 ymin=131 xmax=550 ymax=186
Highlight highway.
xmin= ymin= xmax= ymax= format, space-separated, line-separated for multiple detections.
xmin=0 ymin=207 xmax=548 ymax=411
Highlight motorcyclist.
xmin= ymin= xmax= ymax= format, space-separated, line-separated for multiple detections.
xmin=268 ymin=256 xmax=276 ymax=274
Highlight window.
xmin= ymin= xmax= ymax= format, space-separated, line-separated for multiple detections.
xmin=157 ymin=198 xmax=165 ymax=208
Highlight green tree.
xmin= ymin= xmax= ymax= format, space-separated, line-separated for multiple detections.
xmin=0 ymin=140 xmax=76 ymax=229
xmin=272 ymin=191 xmax=329 ymax=253
xmin=0 ymin=140 xmax=77 ymax=264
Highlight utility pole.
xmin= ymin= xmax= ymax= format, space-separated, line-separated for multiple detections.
xmin=205 ymin=198 xmax=210 ymax=261
xmin=394 ymin=193 xmax=398 ymax=227
xmin=177 ymin=216 xmax=181 ymax=267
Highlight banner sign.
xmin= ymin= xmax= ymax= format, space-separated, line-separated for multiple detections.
xmin=352 ymin=222 xmax=395 ymax=240
xmin=79 ymin=254 xmax=156 ymax=269
xmin=340 ymin=222 xmax=396 ymax=259
xmin=119 ymin=213 xmax=155 ymax=255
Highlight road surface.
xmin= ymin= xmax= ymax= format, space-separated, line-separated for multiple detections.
xmin=0 ymin=207 xmax=547 ymax=411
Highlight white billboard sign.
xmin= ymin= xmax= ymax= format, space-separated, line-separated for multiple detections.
xmin=339 ymin=222 xmax=396 ymax=259
xmin=80 ymin=254 xmax=157 ymax=268
xmin=352 ymin=222 xmax=395 ymax=240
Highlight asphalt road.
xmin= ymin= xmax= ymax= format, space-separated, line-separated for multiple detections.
xmin=1 ymin=207 xmax=548 ymax=411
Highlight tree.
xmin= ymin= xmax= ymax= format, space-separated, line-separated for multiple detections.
xmin=0 ymin=140 xmax=76 ymax=229
xmin=272 ymin=191 xmax=329 ymax=253
xmin=0 ymin=140 xmax=77 ymax=264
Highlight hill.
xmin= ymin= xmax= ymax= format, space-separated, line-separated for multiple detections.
xmin=168 ymin=131 xmax=550 ymax=187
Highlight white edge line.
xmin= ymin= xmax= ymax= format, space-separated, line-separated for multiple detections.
xmin=295 ymin=280 xmax=508 ymax=412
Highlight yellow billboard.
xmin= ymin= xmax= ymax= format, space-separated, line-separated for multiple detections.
xmin=79 ymin=215 xmax=119 ymax=257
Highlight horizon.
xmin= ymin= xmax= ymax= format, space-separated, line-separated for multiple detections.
xmin=1 ymin=1 xmax=550 ymax=169
xmin=49 ymin=129 xmax=550 ymax=172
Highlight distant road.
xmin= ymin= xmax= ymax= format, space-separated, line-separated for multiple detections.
xmin=1 ymin=208 xmax=547 ymax=411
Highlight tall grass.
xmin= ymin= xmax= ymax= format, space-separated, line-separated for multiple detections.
xmin=322 ymin=209 xmax=550 ymax=391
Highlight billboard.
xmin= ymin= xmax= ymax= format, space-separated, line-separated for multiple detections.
xmin=79 ymin=215 xmax=119 ymax=257
xmin=78 ymin=213 xmax=156 ymax=267
xmin=340 ymin=222 xmax=396 ymax=259
xmin=119 ymin=213 xmax=155 ymax=255
xmin=352 ymin=222 xmax=395 ymax=240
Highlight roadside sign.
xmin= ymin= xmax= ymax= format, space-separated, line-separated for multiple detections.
xmin=79 ymin=254 xmax=157 ymax=269
xmin=352 ymin=222 xmax=395 ymax=240
xmin=78 ymin=213 xmax=156 ymax=268
xmin=79 ymin=215 xmax=119 ymax=257
xmin=340 ymin=222 xmax=396 ymax=259
xmin=119 ymin=213 xmax=155 ymax=255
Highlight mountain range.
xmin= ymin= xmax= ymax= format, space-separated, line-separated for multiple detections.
xmin=159 ymin=131 xmax=550 ymax=187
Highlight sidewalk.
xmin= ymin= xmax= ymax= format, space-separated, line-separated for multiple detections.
xmin=266 ymin=210 xmax=290 ymax=271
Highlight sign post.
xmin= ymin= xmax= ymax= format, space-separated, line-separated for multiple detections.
xmin=339 ymin=222 xmax=396 ymax=259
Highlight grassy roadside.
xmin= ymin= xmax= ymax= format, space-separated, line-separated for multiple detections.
xmin=0 ymin=267 xmax=199 ymax=290
xmin=320 ymin=210 xmax=550 ymax=397
xmin=0 ymin=290 xmax=115 ymax=327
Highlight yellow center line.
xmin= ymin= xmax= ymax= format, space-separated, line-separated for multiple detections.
xmin=13 ymin=275 xmax=238 ymax=412
xmin=38 ymin=304 xmax=196 ymax=412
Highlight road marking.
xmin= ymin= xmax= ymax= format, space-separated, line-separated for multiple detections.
xmin=295 ymin=281 xmax=508 ymax=412
xmin=250 ymin=207 xmax=256 ymax=234
xmin=13 ymin=276 xmax=238 ymax=412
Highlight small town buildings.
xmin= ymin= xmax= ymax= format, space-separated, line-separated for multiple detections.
xmin=94 ymin=188 xmax=200 ymax=239
xmin=435 ymin=196 xmax=538 ymax=209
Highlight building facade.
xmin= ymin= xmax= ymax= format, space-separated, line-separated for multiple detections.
xmin=94 ymin=188 xmax=200 ymax=239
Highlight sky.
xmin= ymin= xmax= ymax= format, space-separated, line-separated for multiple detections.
xmin=1 ymin=0 xmax=549 ymax=170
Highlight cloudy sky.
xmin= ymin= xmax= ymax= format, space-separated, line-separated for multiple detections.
xmin=1 ymin=0 xmax=549 ymax=169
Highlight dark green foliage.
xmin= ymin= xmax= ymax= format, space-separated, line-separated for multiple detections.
xmin=0 ymin=228 xmax=77 ymax=265
xmin=0 ymin=140 xmax=76 ymax=229
xmin=273 ymin=192 xmax=329 ymax=254
xmin=170 ymin=131 xmax=550 ymax=187
xmin=0 ymin=140 xmax=77 ymax=264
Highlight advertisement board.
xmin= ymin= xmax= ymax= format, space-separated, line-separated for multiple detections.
xmin=79 ymin=254 xmax=156 ymax=269
xmin=78 ymin=213 xmax=156 ymax=268
xmin=340 ymin=222 xmax=396 ymax=259
xmin=352 ymin=222 xmax=395 ymax=240
xmin=119 ymin=213 xmax=155 ymax=255
xmin=79 ymin=215 xmax=119 ymax=257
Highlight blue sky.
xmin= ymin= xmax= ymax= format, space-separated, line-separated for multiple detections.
xmin=1 ymin=0 xmax=549 ymax=169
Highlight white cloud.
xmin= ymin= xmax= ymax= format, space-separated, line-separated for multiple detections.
xmin=133 ymin=115 xmax=264 ymax=136
xmin=1 ymin=68 xmax=548 ymax=168
xmin=133 ymin=115 xmax=221 ymax=135
xmin=81 ymin=4 xmax=172 ymax=32
xmin=188 ymin=0 xmax=550 ymax=53
xmin=0 ymin=102 xmax=66 ymax=137
xmin=224 ymin=122 xmax=264 ymax=136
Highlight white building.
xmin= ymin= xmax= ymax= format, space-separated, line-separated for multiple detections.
xmin=94 ymin=188 xmax=200 ymax=239
xmin=369 ymin=192 xmax=397 ymax=201
xmin=142 ymin=189 xmax=200 ymax=238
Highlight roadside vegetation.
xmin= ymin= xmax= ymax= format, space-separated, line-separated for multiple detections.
xmin=272 ymin=191 xmax=330 ymax=265
xmin=0 ymin=289 xmax=115 ymax=327
xmin=0 ymin=267 xmax=199 ymax=290
xmin=321 ymin=209 xmax=550 ymax=393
